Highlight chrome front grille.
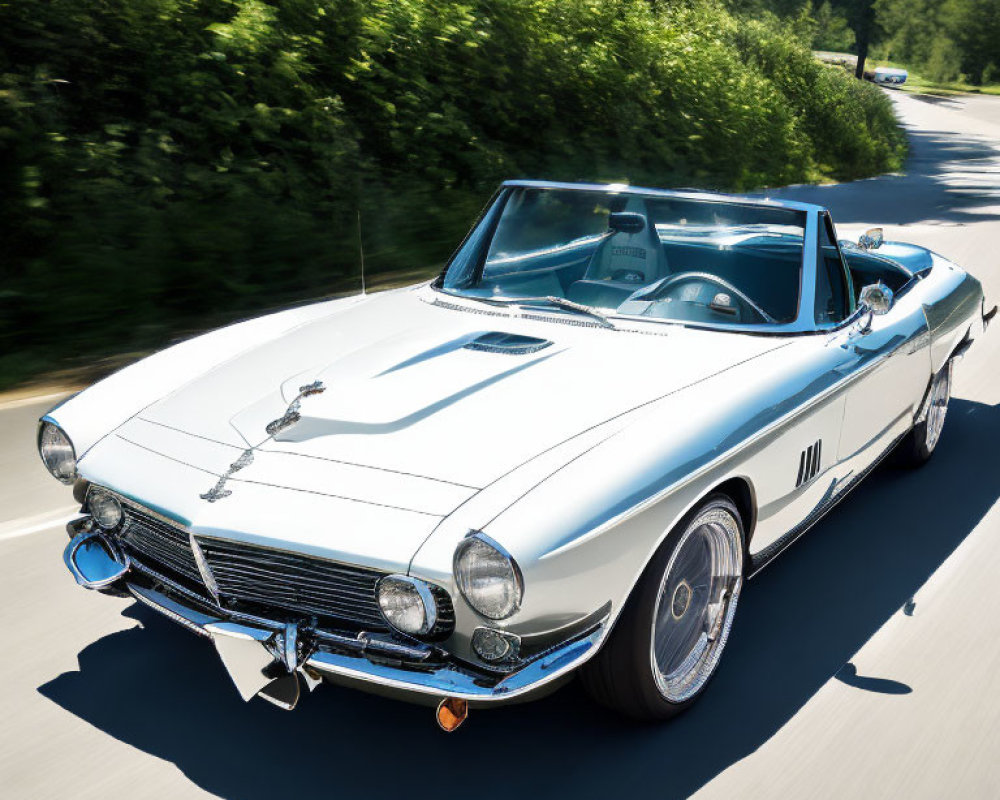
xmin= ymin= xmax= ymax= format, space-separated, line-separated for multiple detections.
xmin=111 ymin=495 xmax=388 ymax=630
xmin=197 ymin=538 xmax=387 ymax=629
xmin=119 ymin=503 xmax=203 ymax=585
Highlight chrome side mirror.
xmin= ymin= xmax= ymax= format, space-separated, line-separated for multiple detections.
xmin=858 ymin=227 xmax=884 ymax=250
xmin=855 ymin=282 xmax=894 ymax=335
xmin=859 ymin=282 xmax=894 ymax=316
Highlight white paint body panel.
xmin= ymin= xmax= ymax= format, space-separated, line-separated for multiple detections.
xmin=134 ymin=286 xmax=787 ymax=487
xmin=44 ymin=225 xmax=986 ymax=672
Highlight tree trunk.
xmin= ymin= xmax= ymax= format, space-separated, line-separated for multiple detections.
xmin=855 ymin=34 xmax=869 ymax=79
xmin=852 ymin=0 xmax=877 ymax=80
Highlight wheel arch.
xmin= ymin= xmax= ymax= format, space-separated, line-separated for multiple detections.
xmin=579 ymin=477 xmax=750 ymax=717
xmin=621 ymin=475 xmax=757 ymax=609
xmin=618 ymin=475 xmax=756 ymax=620
xmin=711 ymin=476 xmax=757 ymax=548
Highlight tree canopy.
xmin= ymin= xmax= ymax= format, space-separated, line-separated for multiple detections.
xmin=743 ymin=0 xmax=1000 ymax=83
xmin=0 ymin=0 xmax=904 ymax=389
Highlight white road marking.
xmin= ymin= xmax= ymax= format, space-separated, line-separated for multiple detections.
xmin=0 ymin=390 xmax=75 ymax=412
xmin=0 ymin=507 xmax=80 ymax=541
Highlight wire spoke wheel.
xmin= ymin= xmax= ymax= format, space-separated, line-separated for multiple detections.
xmin=924 ymin=362 xmax=952 ymax=454
xmin=650 ymin=507 xmax=743 ymax=703
xmin=579 ymin=494 xmax=745 ymax=719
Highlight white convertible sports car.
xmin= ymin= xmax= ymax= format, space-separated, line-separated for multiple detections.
xmin=41 ymin=181 xmax=994 ymax=729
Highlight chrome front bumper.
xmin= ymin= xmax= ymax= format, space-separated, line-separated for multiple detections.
xmin=63 ymin=521 xmax=604 ymax=709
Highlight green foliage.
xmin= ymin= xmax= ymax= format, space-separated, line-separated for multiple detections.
xmin=728 ymin=0 xmax=873 ymax=54
xmin=811 ymin=2 xmax=856 ymax=52
xmin=0 ymin=0 xmax=905 ymax=389
xmin=924 ymin=34 xmax=965 ymax=83
xmin=872 ymin=0 xmax=1000 ymax=85
xmin=732 ymin=16 xmax=904 ymax=178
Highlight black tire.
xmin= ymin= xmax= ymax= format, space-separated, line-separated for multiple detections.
xmin=896 ymin=362 xmax=952 ymax=468
xmin=579 ymin=494 xmax=744 ymax=720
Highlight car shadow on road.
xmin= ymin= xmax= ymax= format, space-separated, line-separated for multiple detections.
xmin=906 ymin=93 xmax=964 ymax=107
xmin=38 ymin=398 xmax=1000 ymax=800
xmin=835 ymin=663 xmax=912 ymax=695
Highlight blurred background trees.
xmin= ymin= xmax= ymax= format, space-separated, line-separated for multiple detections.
xmin=739 ymin=0 xmax=1000 ymax=85
xmin=874 ymin=0 xmax=1000 ymax=84
xmin=0 ymin=0 xmax=905 ymax=389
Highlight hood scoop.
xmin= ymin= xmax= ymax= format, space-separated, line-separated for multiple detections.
xmin=463 ymin=332 xmax=552 ymax=355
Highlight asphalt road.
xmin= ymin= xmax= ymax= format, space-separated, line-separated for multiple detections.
xmin=1 ymin=90 xmax=999 ymax=799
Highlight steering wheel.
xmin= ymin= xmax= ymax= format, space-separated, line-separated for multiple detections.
xmin=633 ymin=271 xmax=776 ymax=324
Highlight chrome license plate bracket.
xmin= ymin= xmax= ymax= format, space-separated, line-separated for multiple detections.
xmin=205 ymin=621 xmax=281 ymax=702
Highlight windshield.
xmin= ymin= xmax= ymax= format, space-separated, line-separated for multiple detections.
xmin=441 ymin=187 xmax=806 ymax=326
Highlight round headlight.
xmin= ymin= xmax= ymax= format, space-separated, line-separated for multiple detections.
xmin=88 ymin=489 xmax=123 ymax=530
xmin=376 ymin=575 xmax=437 ymax=636
xmin=453 ymin=533 xmax=523 ymax=620
xmin=38 ymin=422 xmax=77 ymax=484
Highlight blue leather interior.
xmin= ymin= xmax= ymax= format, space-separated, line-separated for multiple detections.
xmin=844 ymin=252 xmax=911 ymax=299
xmin=567 ymin=198 xmax=670 ymax=309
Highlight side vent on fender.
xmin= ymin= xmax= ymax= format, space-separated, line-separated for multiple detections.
xmin=796 ymin=440 xmax=822 ymax=488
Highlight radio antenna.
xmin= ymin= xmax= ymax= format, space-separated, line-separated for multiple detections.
xmin=357 ymin=209 xmax=366 ymax=295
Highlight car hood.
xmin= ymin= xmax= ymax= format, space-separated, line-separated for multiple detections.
xmin=127 ymin=288 xmax=786 ymax=491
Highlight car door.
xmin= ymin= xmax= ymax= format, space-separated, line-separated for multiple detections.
xmin=746 ymin=216 xmax=858 ymax=558
xmin=835 ymin=299 xmax=929 ymax=468
xmin=828 ymin=223 xmax=930 ymax=473
xmin=811 ymin=213 xmax=927 ymax=469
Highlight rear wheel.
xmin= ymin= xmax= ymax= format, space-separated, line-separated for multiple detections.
xmin=897 ymin=362 xmax=952 ymax=467
xmin=580 ymin=494 xmax=744 ymax=720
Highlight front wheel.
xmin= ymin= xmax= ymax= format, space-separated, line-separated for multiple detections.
xmin=897 ymin=361 xmax=952 ymax=467
xmin=580 ymin=494 xmax=744 ymax=720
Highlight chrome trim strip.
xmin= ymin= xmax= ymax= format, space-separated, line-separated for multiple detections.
xmin=540 ymin=347 xmax=895 ymax=560
xmin=119 ymin=568 xmax=605 ymax=703
xmin=306 ymin=626 xmax=602 ymax=702
xmin=499 ymin=179 xmax=822 ymax=213
xmin=63 ymin=531 xmax=130 ymax=589
xmin=189 ymin=533 xmax=221 ymax=602
xmin=748 ymin=430 xmax=907 ymax=577
xmin=127 ymin=583 xmax=217 ymax=638
xmin=311 ymin=628 xmax=434 ymax=662
xmin=104 ymin=487 xmax=192 ymax=530
xmin=797 ymin=209 xmax=819 ymax=326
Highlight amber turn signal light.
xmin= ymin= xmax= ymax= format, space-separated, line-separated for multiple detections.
xmin=436 ymin=697 xmax=468 ymax=732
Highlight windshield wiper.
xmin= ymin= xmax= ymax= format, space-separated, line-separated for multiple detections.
xmin=516 ymin=296 xmax=616 ymax=328
xmin=450 ymin=293 xmax=615 ymax=329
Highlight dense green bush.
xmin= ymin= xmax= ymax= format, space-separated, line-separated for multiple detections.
xmin=0 ymin=0 xmax=905 ymax=389
xmin=732 ymin=17 xmax=904 ymax=178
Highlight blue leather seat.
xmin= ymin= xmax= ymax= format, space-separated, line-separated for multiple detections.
xmin=567 ymin=197 xmax=668 ymax=309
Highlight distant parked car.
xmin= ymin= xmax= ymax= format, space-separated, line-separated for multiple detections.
xmin=43 ymin=181 xmax=994 ymax=728
xmin=873 ymin=66 xmax=908 ymax=86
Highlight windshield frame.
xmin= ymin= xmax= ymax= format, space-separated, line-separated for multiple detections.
xmin=433 ymin=181 xmax=834 ymax=335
